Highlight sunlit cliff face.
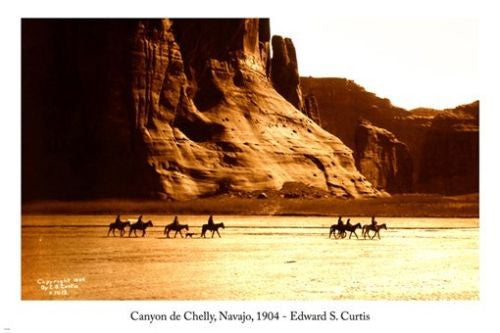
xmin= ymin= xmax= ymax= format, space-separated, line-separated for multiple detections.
xmin=22 ymin=19 xmax=382 ymax=200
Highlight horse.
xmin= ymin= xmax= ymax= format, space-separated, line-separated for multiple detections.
xmin=128 ymin=216 xmax=154 ymax=237
xmin=201 ymin=222 xmax=225 ymax=238
xmin=107 ymin=215 xmax=130 ymax=237
xmin=362 ymin=223 xmax=387 ymax=239
xmin=329 ymin=218 xmax=351 ymax=239
xmin=362 ymin=224 xmax=372 ymax=239
xmin=164 ymin=223 xmax=189 ymax=238
xmin=343 ymin=222 xmax=362 ymax=239
xmin=370 ymin=223 xmax=387 ymax=239
xmin=329 ymin=224 xmax=346 ymax=239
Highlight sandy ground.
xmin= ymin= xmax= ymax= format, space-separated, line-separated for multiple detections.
xmin=22 ymin=215 xmax=478 ymax=300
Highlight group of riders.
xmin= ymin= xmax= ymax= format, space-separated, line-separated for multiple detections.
xmin=107 ymin=214 xmax=224 ymax=238
xmin=329 ymin=216 xmax=386 ymax=239
xmin=109 ymin=214 xmax=385 ymax=239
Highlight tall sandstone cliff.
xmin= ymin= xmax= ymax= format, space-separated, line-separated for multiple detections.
xmin=22 ymin=19 xmax=381 ymax=200
xmin=355 ymin=121 xmax=413 ymax=193
xmin=270 ymin=35 xmax=304 ymax=111
xmin=270 ymin=35 xmax=322 ymax=127
xmin=300 ymin=77 xmax=478 ymax=194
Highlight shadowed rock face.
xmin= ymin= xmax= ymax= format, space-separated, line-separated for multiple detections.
xmin=300 ymin=77 xmax=479 ymax=194
xmin=271 ymin=35 xmax=304 ymax=111
xmin=355 ymin=121 xmax=413 ymax=193
xmin=22 ymin=18 xmax=381 ymax=200
xmin=417 ymin=101 xmax=479 ymax=194
xmin=22 ymin=19 xmax=146 ymax=199
xmin=271 ymin=36 xmax=323 ymax=127
xmin=300 ymin=77 xmax=408 ymax=149
xmin=303 ymin=94 xmax=322 ymax=126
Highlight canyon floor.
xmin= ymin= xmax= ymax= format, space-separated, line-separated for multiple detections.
xmin=22 ymin=215 xmax=478 ymax=300
xmin=22 ymin=193 xmax=479 ymax=217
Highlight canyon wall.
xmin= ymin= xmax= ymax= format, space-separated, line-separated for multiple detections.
xmin=22 ymin=19 xmax=381 ymax=200
xmin=270 ymin=35 xmax=304 ymax=111
xmin=355 ymin=121 xmax=413 ymax=193
xmin=417 ymin=101 xmax=479 ymax=194
xmin=301 ymin=77 xmax=478 ymax=194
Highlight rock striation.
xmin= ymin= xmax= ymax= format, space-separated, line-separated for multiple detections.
xmin=22 ymin=19 xmax=381 ymax=200
xmin=355 ymin=120 xmax=413 ymax=193
xmin=417 ymin=101 xmax=479 ymax=194
xmin=303 ymin=94 xmax=322 ymax=127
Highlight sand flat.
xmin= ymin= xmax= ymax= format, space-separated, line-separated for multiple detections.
xmin=22 ymin=215 xmax=478 ymax=300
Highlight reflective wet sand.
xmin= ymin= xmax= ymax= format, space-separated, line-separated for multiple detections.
xmin=22 ymin=215 xmax=479 ymax=300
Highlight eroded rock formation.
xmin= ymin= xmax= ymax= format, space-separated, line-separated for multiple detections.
xmin=300 ymin=77 xmax=479 ymax=194
xmin=22 ymin=19 xmax=381 ymax=200
xmin=271 ymin=35 xmax=304 ymax=111
xmin=303 ymin=94 xmax=322 ymax=126
xmin=300 ymin=77 xmax=407 ymax=149
xmin=417 ymin=101 xmax=479 ymax=194
xmin=355 ymin=120 xmax=413 ymax=193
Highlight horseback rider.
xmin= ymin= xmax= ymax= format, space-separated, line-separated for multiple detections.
xmin=346 ymin=218 xmax=351 ymax=226
xmin=336 ymin=216 xmax=346 ymax=238
xmin=172 ymin=215 xmax=179 ymax=226
xmin=371 ymin=216 xmax=378 ymax=226
xmin=201 ymin=217 xmax=224 ymax=238
xmin=115 ymin=215 xmax=121 ymax=223
xmin=208 ymin=215 xmax=215 ymax=226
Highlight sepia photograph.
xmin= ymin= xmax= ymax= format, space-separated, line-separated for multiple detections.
xmin=20 ymin=16 xmax=480 ymax=302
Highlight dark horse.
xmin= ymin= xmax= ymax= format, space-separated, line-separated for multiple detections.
xmin=107 ymin=215 xmax=130 ymax=237
xmin=329 ymin=217 xmax=351 ymax=239
xmin=329 ymin=221 xmax=361 ymax=239
xmin=128 ymin=215 xmax=154 ymax=237
xmin=344 ymin=222 xmax=362 ymax=239
xmin=329 ymin=224 xmax=346 ymax=239
xmin=201 ymin=222 xmax=225 ymax=238
xmin=164 ymin=223 xmax=189 ymax=238
xmin=362 ymin=223 xmax=387 ymax=239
